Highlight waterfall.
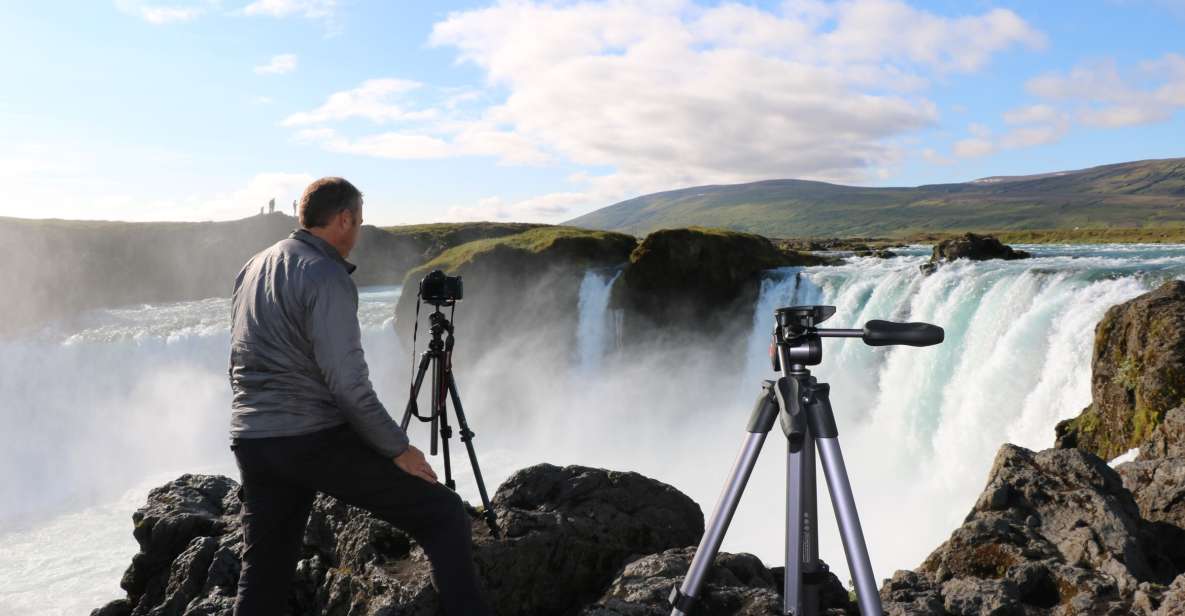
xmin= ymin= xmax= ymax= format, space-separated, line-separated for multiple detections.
xmin=576 ymin=268 xmax=622 ymax=371
xmin=730 ymin=245 xmax=1185 ymax=582
xmin=6 ymin=247 xmax=1185 ymax=614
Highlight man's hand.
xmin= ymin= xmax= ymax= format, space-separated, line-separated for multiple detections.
xmin=393 ymin=445 xmax=438 ymax=483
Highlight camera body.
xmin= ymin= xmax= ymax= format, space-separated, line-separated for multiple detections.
xmin=419 ymin=269 xmax=463 ymax=306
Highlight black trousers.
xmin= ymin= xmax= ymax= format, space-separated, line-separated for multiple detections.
xmin=230 ymin=424 xmax=492 ymax=615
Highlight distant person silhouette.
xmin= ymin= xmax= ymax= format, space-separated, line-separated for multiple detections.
xmin=228 ymin=177 xmax=492 ymax=615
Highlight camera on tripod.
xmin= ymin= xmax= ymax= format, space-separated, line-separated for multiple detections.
xmin=418 ymin=269 xmax=463 ymax=306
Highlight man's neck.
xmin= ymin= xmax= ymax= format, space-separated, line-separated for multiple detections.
xmin=305 ymin=227 xmax=348 ymax=259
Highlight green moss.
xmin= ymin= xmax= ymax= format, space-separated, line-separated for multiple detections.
xmin=402 ymin=225 xmax=636 ymax=283
xmin=1130 ymin=406 xmax=1162 ymax=444
xmin=1115 ymin=356 xmax=1142 ymax=391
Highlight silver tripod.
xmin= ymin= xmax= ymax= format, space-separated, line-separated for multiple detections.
xmin=669 ymin=305 xmax=944 ymax=616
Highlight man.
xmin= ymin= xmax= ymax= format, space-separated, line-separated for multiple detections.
xmin=228 ymin=177 xmax=492 ymax=615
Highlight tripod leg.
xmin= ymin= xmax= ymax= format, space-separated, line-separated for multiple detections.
xmin=803 ymin=383 xmax=883 ymax=616
xmin=446 ymin=372 xmax=501 ymax=539
xmin=670 ymin=383 xmax=779 ymax=616
xmin=437 ymin=391 xmax=456 ymax=490
xmin=402 ymin=352 xmax=434 ymax=430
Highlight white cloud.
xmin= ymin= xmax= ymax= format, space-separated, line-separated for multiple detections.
xmin=953 ymin=137 xmax=996 ymax=159
xmin=115 ymin=1 xmax=208 ymax=24
xmin=241 ymin=0 xmax=335 ymax=19
xmin=254 ymin=53 xmax=297 ymax=75
xmin=1003 ymin=104 xmax=1058 ymax=125
xmin=282 ymin=79 xmax=428 ymax=125
xmin=1026 ymin=54 xmax=1185 ymax=128
xmin=284 ymin=0 xmax=1041 ymax=221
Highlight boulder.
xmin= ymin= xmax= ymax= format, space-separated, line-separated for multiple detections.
xmin=581 ymin=547 xmax=855 ymax=615
xmin=92 ymin=463 xmax=704 ymax=616
xmin=931 ymin=233 xmax=1032 ymax=262
xmin=1056 ymin=280 xmax=1185 ymax=460
xmin=921 ymin=233 xmax=1030 ymax=274
xmin=1116 ymin=406 xmax=1185 ymax=572
xmin=879 ymin=444 xmax=1178 ymax=615
xmin=612 ymin=227 xmax=832 ymax=345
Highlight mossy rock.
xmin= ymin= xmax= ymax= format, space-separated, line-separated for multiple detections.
xmin=1056 ymin=280 xmax=1185 ymax=460
xmin=612 ymin=226 xmax=831 ymax=345
xmin=393 ymin=226 xmax=636 ymax=362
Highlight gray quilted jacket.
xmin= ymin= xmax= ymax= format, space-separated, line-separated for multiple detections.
xmin=228 ymin=228 xmax=409 ymax=458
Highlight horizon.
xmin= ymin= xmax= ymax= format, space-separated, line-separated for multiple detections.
xmin=3 ymin=1 xmax=1184 ymax=226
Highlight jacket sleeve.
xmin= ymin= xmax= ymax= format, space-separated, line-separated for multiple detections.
xmin=305 ymin=267 xmax=410 ymax=458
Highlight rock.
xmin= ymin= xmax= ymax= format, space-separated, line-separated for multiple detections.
xmin=1154 ymin=574 xmax=1185 ymax=615
xmin=613 ymin=227 xmax=831 ymax=345
xmin=921 ymin=233 xmax=1030 ymax=274
xmin=1056 ymin=280 xmax=1185 ymax=460
xmin=931 ymin=233 xmax=1032 ymax=262
xmin=392 ymin=226 xmax=637 ymax=363
xmin=880 ymin=444 xmax=1178 ymax=616
xmin=580 ymin=547 xmax=855 ymax=616
xmin=93 ymin=463 xmax=703 ymax=616
xmin=854 ymin=248 xmax=896 ymax=259
xmin=1117 ymin=406 xmax=1185 ymax=572
xmin=480 ymin=464 xmax=704 ymax=614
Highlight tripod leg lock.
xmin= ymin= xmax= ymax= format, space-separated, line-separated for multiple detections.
xmin=746 ymin=381 xmax=779 ymax=434
xmin=668 ymin=585 xmax=698 ymax=613
xmin=800 ymin=382 xmax=838 ymax=439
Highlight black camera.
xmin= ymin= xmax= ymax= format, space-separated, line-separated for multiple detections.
xmin=418 ymin=269 xmax=463 ymax=306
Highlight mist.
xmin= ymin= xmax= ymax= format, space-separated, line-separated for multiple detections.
xmin=4 ymin=243 xmax=1185 ymax=614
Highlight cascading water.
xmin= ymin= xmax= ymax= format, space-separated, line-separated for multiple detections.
xmin=5 ymin=245 xmax=1185 ymax=615
xmin=0 ymin=287 xmax=406 ymax=615
xmin=576 ymin=268 xmax=623 ymax=371
xmin=730 ymin=244 xmax=1185 ymax=584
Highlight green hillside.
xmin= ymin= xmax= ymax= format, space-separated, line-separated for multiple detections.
xmin=564 ymin=158 xmax=1185 ymax=237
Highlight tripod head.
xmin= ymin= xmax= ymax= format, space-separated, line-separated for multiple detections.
xmin=772 ymin=305 xmax=944 ymax=369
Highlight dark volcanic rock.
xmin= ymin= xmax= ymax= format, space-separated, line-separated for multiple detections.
xmin=1117 ymin=406 xmax=1185 ymax=572
xmin=1056 ymin=280 xmax=1185 ymax=460
xmin=581 ymin=547 xmax=856 ymax=616
xmin=880 ymin=444 xmax=1178 ymax=616
xmin=613 ymin=227 xmax=830 ymax=345
xmin=93 ymin=463 xmax=703 ymax=616
xmin=931 ymin=233 xmax=1032 ymax=262
xmin=921 ymin=233 xmax=1030 ymax=274
xmin=480 ymin=464 xmax=704 ymax=614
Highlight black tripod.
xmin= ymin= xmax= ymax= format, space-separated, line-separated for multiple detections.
xmin=670 ymin=305 xmax=943 ymax=616
xmin=402 ymin=304 xmax=500 ymax=538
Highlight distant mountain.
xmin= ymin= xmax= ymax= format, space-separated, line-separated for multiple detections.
xmin=564 ymin=158 xmax=1185 ymax=237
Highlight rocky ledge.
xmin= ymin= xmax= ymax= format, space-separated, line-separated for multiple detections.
xmin=1056 ymin=280 xmax=1185 ymax=460
xmin=91 ymin=464 xmax=855 ymax=616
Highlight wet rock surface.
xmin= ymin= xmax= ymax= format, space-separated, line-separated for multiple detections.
xmin=929 ymin=233 xmax=1032 ymax=263
xmin=1057 ymin=280 xmax=1185 ymax=460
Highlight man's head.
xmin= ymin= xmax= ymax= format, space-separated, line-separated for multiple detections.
xmin=299 ymin=177 xmax=364 ymax=258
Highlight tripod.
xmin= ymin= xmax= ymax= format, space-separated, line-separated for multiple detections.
xmin=670 ymin=305 xmax=943 ymax=616
xmin=401 ymin=303 xmax=500 ymax=538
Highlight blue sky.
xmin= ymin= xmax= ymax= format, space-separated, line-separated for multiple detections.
xmin=1 ymin=0 xmax=1182 ymax=225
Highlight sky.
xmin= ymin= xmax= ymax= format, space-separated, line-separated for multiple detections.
xmin=1 ymin=0 xmax=1183 ymax=226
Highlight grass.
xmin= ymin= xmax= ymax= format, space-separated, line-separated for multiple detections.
xmin=403 ymin=225 xmax=637 ymax=281
xmin=902 ymin=226 xmax=1185 ymax=245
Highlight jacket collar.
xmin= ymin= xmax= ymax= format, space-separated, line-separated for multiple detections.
xmin=291 ymin=228 xmax=357 ymax=275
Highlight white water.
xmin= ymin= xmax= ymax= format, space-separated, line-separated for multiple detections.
xmin=4 ymin=245 xmax=1185 ymax=613
xmin=576 ymin=268 xmax=623 ymax=372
